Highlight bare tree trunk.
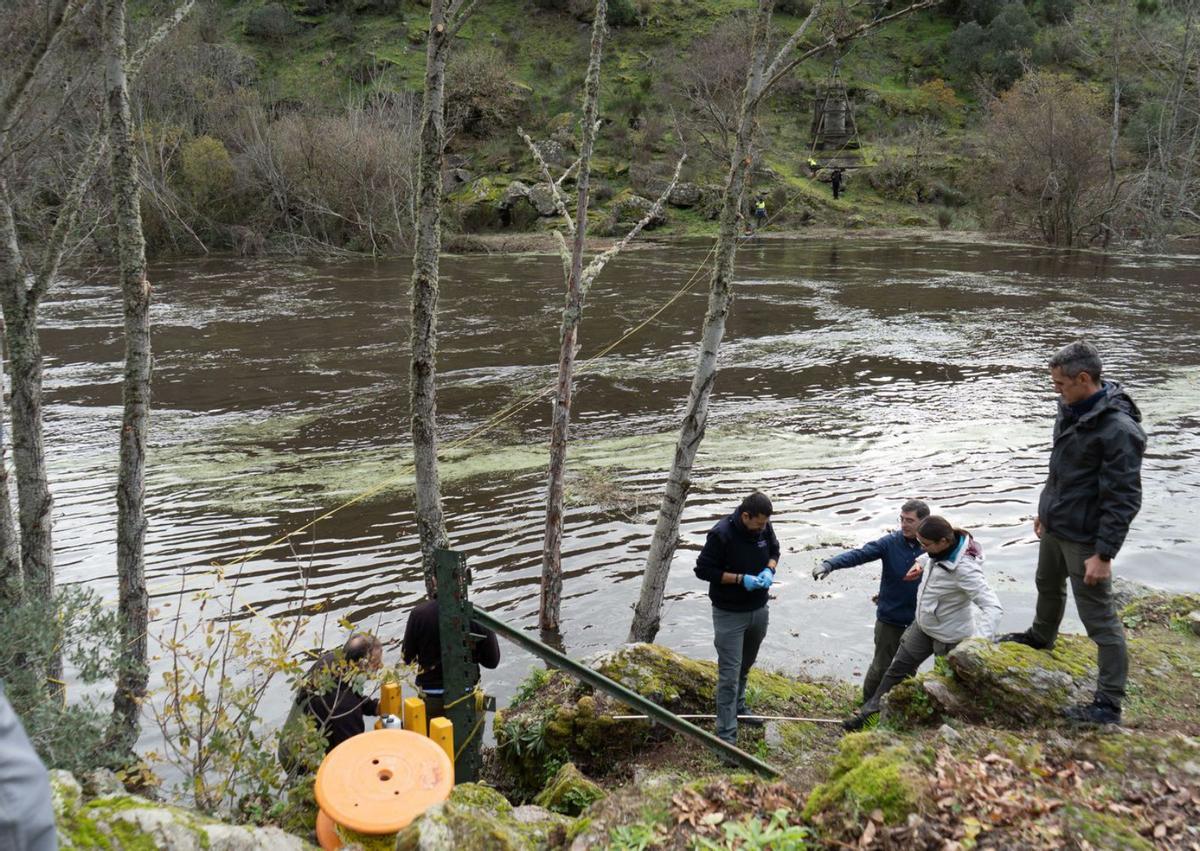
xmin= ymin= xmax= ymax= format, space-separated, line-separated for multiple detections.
xmin=540 ymin=0 xmax=607 ymax=633
xmin=104 ymin=0 xmax=152 ymax=757
xmin=409 ymin=0 xmax=480 ymax=592
xmin=628 ymin=1 xmax=774 ymax=644
xmin=0 ymin=319 xmax=20 ymax=605
xmin=410 ymin=2 xmax=451 ymax=593
xmin=628 ymin=0 xmax=937 ymax=643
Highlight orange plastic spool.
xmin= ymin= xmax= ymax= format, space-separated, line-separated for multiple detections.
xmin=314 ymin=809 xmax=342 ymax=850
xmin=314 ymin=729 xmax=454 ymax=836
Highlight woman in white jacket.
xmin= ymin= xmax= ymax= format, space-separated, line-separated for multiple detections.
xmin=843 ymin=515 xmax=1003 ymax=730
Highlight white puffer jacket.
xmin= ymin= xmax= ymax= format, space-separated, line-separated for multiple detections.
xmin=915 ymin=532 xmax=1003 ymax=644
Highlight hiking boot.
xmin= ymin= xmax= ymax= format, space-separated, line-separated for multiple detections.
xmin=1064 ymin=696 xmax=1121 ymax=726
xmin=998 ymin=630 xmax=1049 ymax=650
xmin=841 ymin=712 xmax=874 ymax=732
xmin=737 ymin=711 xmax=765 ymax=728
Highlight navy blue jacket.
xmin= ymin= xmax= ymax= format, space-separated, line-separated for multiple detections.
xmin=826 ymin=530 xmax=924 ymax=627
xmin=695 ymin=512 xmax=780 ymax=612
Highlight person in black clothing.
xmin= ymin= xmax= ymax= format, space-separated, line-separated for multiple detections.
xmin=402 ymin=595 xmax=500 ymax=720
xmin=694 ymin=491 xmax=780 ymax=745
xmin=280 ymin=632 xmax=383 ymax=769
xmin=1000 ymin=341 xmax=1146 ymax=725
xmin=831 ymin=168 xmax=845 ymax=200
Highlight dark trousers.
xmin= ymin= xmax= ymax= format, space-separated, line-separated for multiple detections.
xmin=863 ymin=619 xmax=908 ymax=704
xmin=862 ymin=623 xmax=957 ymax=715
xmin=1030 ymin=531 xmax=1128 ymax=705
xmin=832 ymin=183 xmax=841 ymax=199
xmin=712 ymin=605 xmax=769 ymax=743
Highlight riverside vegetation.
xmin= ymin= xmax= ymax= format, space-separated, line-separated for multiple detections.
xmin=39 ymin=584 xmax=1200 ymax=848
xmin=5 ymin=0 xmax=1199 ymax=258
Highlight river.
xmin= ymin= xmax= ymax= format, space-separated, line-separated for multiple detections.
xmin=41 ymin=235 xmax=1200 ymax=741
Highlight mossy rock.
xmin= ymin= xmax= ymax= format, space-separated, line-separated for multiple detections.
xmin=393 ymin=782 xmax=569 ymax=849
xmin=898 ymin=213 xmax=932 ymax=227
xmin=843 ymin=214 xmax=868 ymax=229
xmin=496 ymin=644 xmax=857 ymax=793
xmin=533 ymin=762 xmax=606 ymax=816
xmin=1077 ymin=730 xmax=1200 ymax=775
xmin=51 ymin=771 xmax=314 ymax=850
xmin=803 ymin=732 xmax=926 ymax=825
xmin=947 ymin=636 xmax=1096 ymax=724
xmin=1121 ymin=591 xmax=1200 ymax=630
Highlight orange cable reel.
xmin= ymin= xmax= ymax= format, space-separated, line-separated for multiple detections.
xmin=313 ymin=729 xmax=454 ymax=850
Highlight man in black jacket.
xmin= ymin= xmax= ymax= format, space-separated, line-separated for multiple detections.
xmin=402 ymin=595 xmax=500 ymax=720
xmin=694 ymin=492 xmax=779 ymax=745
xmin=1002 ymin=341 xmax=1146 ymax=725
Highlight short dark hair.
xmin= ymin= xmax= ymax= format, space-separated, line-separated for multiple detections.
xmin=1049 ymin=341 xmax=1102 ymax=381
xmin=901 ymin=499 xmax=930 ymax=519
xmin=917 ymin=515 xmax=955 ymax=542
xmin=739 ymin=492 xmax=773 ymax=518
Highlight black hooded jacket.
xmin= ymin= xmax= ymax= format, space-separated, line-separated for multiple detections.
xmin=1038 ymin=380 xmax=1146 ymax=559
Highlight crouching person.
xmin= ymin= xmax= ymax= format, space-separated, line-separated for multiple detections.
xmin=843 ymin=516 xmax=1001 ymax=730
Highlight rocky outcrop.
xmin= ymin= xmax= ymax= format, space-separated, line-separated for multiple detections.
xmin=533 ymin=762 xmax=606 ymax=816
xmin=528 ymin=183 xmax=560 ymax=217
xmin=609 ymin=191 xmax=666 ymax=228
xmin=494 ymin=643 xmax=857 ymax=795
xmin=803 ymin=732 xmax=926 ymax=826
xmin=51 ymin=771 xmax=312 ymax=850
xmin=393 ymin=782 xmax=569 ymax=850
xmin=947 ymin=636 xmax=1098 ymax=724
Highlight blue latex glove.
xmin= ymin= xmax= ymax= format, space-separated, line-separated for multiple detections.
xmin=741 ymin=573 xmax=761 ymax=591
xmin=757 ymin=569 xmax=774 ymax=589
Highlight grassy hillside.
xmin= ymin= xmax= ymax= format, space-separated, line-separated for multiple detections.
xmin=122 ymin=0 xmax=1192 ymax=251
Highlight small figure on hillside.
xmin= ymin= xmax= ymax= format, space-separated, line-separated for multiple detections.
xmin=402 ymin=590 xmax=501 ymax=720
xmin=831 ymin=167 xmax=846 ymax=200
xmin=752 ymin=194 xmax=768 ymax=231
xmin=813 ymin=499 xmax=931 ymax=704
xmin=279 ymin=632 xmax=384 ymax=769
xmin=807 ymin=157 xmax=820 ymax=176
xmin=999 ymin=341 xmax=1146 ymax=726
xmin=694 ymin=492 xmax=779 ymax=745
xmin=842 ymin=515 xmax=1003 ymax=731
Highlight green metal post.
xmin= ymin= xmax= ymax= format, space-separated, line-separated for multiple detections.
xmin=434 ymin=548 xmax=482 ymax=782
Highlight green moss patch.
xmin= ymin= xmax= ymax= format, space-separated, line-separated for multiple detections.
xmin=802 ymin=732 xmax=925 ymax=824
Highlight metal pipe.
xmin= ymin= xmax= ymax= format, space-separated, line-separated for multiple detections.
xmin=612 ymin=714 xmax=841 ymax=724
xmin=472 ymin=608 xmax=781 ymax=778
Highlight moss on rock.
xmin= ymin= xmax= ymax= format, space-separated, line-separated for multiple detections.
xmin=393 ymin=782 xmax=569 ymax=850
xmin=946 ymin=636 xmax=1096 ymax=723
xmin=51 ymin=771 xmax=314 ymax=850
xmin=496 ymin=643 xmax=857 ymax=793
xmin=802 ymin=732 xmax=925 ymax=824
xmin=533 ymin=762 xmax=606 ymax=816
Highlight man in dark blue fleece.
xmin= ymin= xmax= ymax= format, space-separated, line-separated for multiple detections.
xmin=1001 ymin=341 xmax=1146 ymax=725
xmin=695 ymin=492 xmax=779 ymax=745
xmin=812 ymin=499 xmax=930 ymax=703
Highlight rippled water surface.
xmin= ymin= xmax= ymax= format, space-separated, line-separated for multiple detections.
xmin=43 ymin=236 xmax=1200 ymax=733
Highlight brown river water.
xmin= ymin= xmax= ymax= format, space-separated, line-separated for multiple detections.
xmin=42 ymin=235 xmax=1200 ymax=740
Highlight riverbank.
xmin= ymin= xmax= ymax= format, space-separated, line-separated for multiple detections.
xmin=52 ymin=586 xmax=1200 ymax=849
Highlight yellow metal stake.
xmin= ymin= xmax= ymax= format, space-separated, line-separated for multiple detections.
xmin=428 ymin=717 xmax=455 ymax=783
xmin=374 ymin=682 xmax=402 ymax=730
xmin=403 ymin=696 xmax=427 ymax=737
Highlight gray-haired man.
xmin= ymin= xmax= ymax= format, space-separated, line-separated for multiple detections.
xmin=1001 ymin=341 xmax=1146 ymax=725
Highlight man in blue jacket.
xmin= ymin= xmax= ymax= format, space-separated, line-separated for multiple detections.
xmin=812 ymin=499 xmax=930 ymax=703
xmin=695 ymin=492 xmax=779 ymax=745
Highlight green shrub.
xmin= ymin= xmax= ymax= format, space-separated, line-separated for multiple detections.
xmin=948 ymin=3 xmax=1036 ymax=89
xmin=0 ymin=587 xmax=127 ymax=775
xmin=776 ymin=0 xmax=814 ymax=16
xmin=607 ymin=0 xmax=639 ymax=26
xmin=244 ymin=4 xmax=299 ymax=42
xmin=937 ymin=207 xmax=953 ymax=230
